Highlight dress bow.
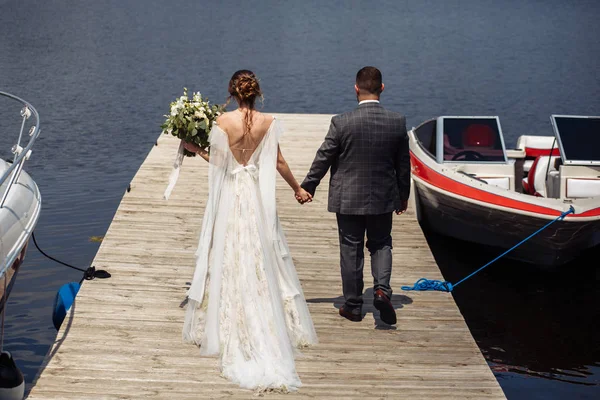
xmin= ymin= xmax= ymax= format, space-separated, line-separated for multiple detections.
xmin=231 ymin=164 xmax=258 ymax=178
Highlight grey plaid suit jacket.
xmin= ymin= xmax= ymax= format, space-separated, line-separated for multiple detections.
xmin=301 ymin=102 xmax=410 ymax=215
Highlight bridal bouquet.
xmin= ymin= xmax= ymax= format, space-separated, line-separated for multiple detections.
xmin=161 ymin=88 xmax=225 ymax=200
xmin=161 ymin=88 xmax=224 ymax=157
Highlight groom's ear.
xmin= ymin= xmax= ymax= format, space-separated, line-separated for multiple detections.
xmin=354 ymin=84 xmax=360 ymax=95
xmin=380 ymin=83 xmax=385 ymax=93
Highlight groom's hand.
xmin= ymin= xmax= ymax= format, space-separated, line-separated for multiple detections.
xmin=395 ymin=200 xmax=409 ymax=215
xmin=295 ymin=188 xmax=313 ymax=204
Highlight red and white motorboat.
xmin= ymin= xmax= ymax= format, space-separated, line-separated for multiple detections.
xmin=409 ymin=114 xmax=600 ymax=267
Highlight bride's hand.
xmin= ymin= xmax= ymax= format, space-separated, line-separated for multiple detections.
xmin=295 ymin=188 xmax=312 ymax=204
xmin=183 ymin=140 xmax=202 ymax=154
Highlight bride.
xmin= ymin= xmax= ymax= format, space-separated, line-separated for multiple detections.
xmin=181 ymin=70 xmax=318 ymax=392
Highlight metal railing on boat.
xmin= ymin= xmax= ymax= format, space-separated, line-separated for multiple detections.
xmin=0 ymin=91 xmax=41 ymax=281
xmin=0 ymin=91 xmax=40 ymax=207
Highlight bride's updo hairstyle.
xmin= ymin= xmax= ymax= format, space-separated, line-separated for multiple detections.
xmin=227 ymin=70 xmax=263 ymax=135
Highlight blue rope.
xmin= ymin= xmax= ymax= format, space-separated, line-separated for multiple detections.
xmin=402 ymin=278 xmax=453 ymax=292
xmin=401 ymin=206 xmax=575 ymax=292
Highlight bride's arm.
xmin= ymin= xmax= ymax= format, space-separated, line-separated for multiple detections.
xmin=197 ymin=148 xmax=209 ymax=162
xmin=277 ymin=146 xmax=312 ymax=203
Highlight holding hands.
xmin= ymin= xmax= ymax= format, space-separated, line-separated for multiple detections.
xmin=295 ymin=187 xmax=312 ymax=205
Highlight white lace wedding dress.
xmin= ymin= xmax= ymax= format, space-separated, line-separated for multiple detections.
xmin=182 ymin=118 xmax=317 ymax=392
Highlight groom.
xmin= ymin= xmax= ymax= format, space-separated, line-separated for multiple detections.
xmin=301 ymin=66 xmax=411 ymax=325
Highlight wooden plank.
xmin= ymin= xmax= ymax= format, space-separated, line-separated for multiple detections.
xmin=28 ymin=113 xmax=506 ymax=399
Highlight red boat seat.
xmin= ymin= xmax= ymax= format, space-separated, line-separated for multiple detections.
xmin=516 ymin=136 xmax=560 ymax=173
xmin=462 ymin=124 xmax=495 ymax=148
xmin=522 ymin=155 xmax=560 ymax=196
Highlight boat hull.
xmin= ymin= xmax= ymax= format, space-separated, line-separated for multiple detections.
xmin=0 ymin=159 xmax=41 ymax=309
xmin=414 ymin=178 xmax=600 ymax=266
xmin=0 ymin=243 xmax=28 ymax=312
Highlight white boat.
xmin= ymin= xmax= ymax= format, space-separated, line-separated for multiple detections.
xmin=0 ymin=91 xmax=42 ymax=311
xmin=409 ymin=114 xmax=600 ymax=267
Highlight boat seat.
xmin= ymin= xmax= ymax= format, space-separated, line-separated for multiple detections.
xmin=516 ymin=136 xmax=560 ymax=173
xmin=522 ymin=155 xmax=560 ymax=197
xmin=463 ymin=124 xmax=495 ymax=148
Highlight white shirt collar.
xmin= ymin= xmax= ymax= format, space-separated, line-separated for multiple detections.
xmin=358 ymin=99 xmax=380 ymax=105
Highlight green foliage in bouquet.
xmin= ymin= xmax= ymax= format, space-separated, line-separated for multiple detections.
xmin=161 ymin=88 xmax=225 ymax=156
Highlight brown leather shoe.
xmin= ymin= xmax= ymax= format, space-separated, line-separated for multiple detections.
xmin=373 ymin=289 xmax=396 ymax=325
xmin=339 ymin=304 xmax=362 ymax=322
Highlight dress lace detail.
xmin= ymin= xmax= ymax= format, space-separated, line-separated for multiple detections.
xmin=182 ymin=119 xmax=317 ymax=392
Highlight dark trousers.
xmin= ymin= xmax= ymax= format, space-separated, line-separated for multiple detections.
xmin=336 ymin=212 xmax=393 ymax=309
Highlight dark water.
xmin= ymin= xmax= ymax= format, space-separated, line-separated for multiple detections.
xmin=425 ymin=230 xmax=600 ymax=400
xmin=0 ymin=0 xmax=598 ymax=398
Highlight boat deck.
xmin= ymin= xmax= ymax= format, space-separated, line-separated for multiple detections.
xmin=28 ymin=113 xmax=506 ymax=399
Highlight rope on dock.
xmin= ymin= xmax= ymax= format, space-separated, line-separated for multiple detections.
xmin=32 ymin=231 xmax=111 ymax=281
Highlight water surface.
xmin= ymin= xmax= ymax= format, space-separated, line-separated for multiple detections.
xmin=0 ymin=0 xmax=598 ymax=398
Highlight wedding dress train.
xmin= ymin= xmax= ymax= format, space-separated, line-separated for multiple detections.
xmin=182 ymin=118 xmax=317 ymax=392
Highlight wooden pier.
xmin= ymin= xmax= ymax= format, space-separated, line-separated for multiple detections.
xmin=28 ymin=114 xmax=506 ymax=399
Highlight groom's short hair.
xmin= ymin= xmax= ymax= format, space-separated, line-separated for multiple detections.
xmin=356 ymin=66 xmax=383 ymax=95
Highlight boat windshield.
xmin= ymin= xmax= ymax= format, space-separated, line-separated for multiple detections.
xmin=551 ymin=115 xmax=600 ymax=165
xmin=436 ymin=116 xmax=507 ymax=163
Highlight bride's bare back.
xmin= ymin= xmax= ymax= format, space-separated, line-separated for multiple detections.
xmin=216 ymin=110 xmax=275 ymax=166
